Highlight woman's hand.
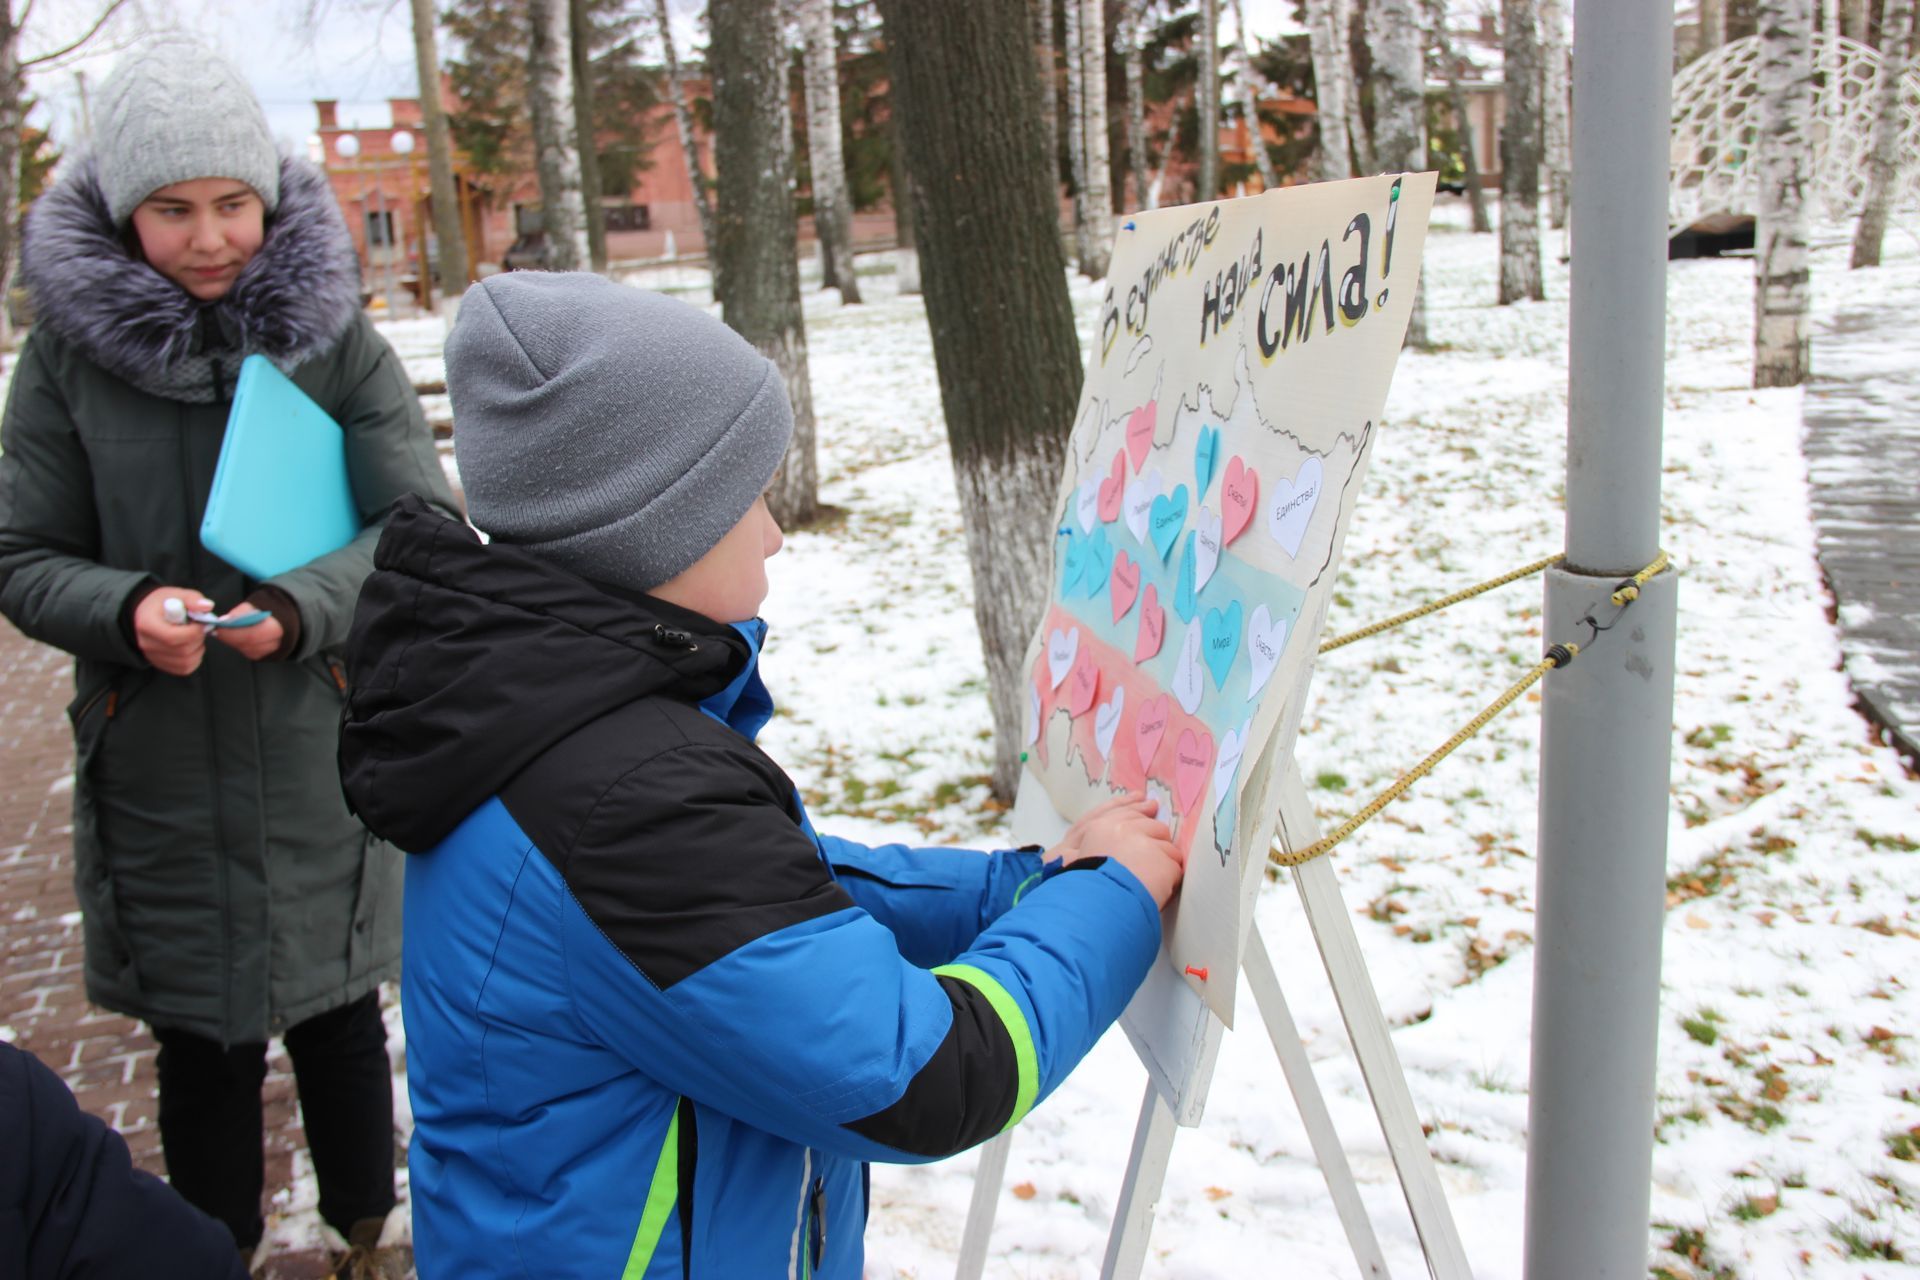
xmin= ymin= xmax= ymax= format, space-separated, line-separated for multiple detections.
xmin=133 ymin=588 xmax=211 ymax=676
xmin=211 ymin=607 xmax=284 ymax=661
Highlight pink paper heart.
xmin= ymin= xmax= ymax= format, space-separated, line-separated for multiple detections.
xmin=1066 ymin=647 xmax=1100 ymax=718
xmin=1222 ymin=457 xmax=1259 ymax=545
xmin=1133 ymin=585 xmax=1166 ymax=662
xmin=1109 ymin=551 xmax=1141 ymax=622
xmin=1096 ymin=451 xmax=1125 ymax=522
xmin=1125 ymin=401 xmax=1157 ymax=473
xmin=1134 ymin=694 xmax=1171 ymax=770
xmin=1173 ymin=727 xmax=1215 ymax=815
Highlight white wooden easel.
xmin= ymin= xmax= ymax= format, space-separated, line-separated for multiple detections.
xmin=955 ymin=761 xmax=1473 ymax=1279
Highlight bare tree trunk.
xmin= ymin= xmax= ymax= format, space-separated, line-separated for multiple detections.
xmin=712 ymin=0 xmax=819 ymax=525
xmin=1197 ymin=0 xmax=1221 ymax=199
xmin=1307 ymin=0 xmax=1354 ymax=182
xmin=1123 ymin=2 xmax=1150 ymax=210
xmin=1080 ymin=0 xmax=1113 ymax=277
xmin=409 ymin=0 xmax=470 ymax=300
xmin=886 ymin=85 xmax=919 ymax=294
xmin=1032 ymin=0 xmax=1060 ymax=197
xmin=1851 ymin=0 xmax=1915 ymax=267
xmin=569 ymin=0 xmax=607 ymax=271
xmin=1369 ymin=0 xmax=1429 ymax=347
xmin=1541 ymin=0 xmax=1571 ymax=230
xmin=1498 ymin=0 xmax=1544 ymax=303
xmin=1430 ymin=0 xmax=1492 ymax=231
xmin=1754 ymin=0 xmax=1815 ymax=385
xmin=1228 ymin=0 xmax=1279 ymax=189
xmin=528 ymin=0 xmax=590 ymax=271
xmin=1700 ymin=0 xmax=1726 ymax=54
xmin=1064 ymin=0 xmax=1089 ymax=268
xmin=1338 ymin=0 xmax=1374 ymax=171
xmin=1843 ymin=0 xmax=1871 ymax=41
xmin=874 ymin=0 xmax=1083 ymax=800
xmin=801 ymin=0 xmax=862 ymax=301
xmin=653 ymin=0 xmax=718 ymax=279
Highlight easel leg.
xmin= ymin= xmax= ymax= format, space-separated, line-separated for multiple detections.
xmin=1243 ymin=930 xmax=1392 ymax=1279
xmin=955 ymin=1131 xmax=1014 ymax=1280
xmin=1099 ymin=1083 xmax=1178 ymax=1280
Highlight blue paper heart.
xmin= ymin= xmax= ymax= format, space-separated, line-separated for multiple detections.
xmin=1148 ymin=485 xmax=1189 ymax=563
xmin=1194 ymin=424 xmax=1220 ymax=498
xmin=1059 ymin=527 xmax=1087 ymax=594
xmin=1083 ymin=525 xmax=1114 ymax=600
xmin=1202 ymin=600 xmax=1243 ymax=690
xmin=1174 ymin=532 xmax=1198 ymax=623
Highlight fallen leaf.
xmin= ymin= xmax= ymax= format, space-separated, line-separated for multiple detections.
xmin=1685 ymin=913 xmax=1710 ymax=929
xmin=1204 ymin=1186 xmax=1233 ymax=1202
xmin=1011 ymin=1182 xmax=1037 ymax=1201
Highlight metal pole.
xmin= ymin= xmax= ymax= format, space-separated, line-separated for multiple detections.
xmin=1524 ymin=3 xmax=1678 ymax=1279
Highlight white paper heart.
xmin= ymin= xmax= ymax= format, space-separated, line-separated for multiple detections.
xmin=1046 ymin=627 xmax=1078 ymax=689
xmin=1245 ymin=604 xmax=1288 ymax=699
xmin=1145 ymin=779 xmax=1174 ymax=827
xmin=1172 ymin=624 xmax=1205 ymax=715
xmin=1212 ymin=720 xmax=1248 ymax=812
xmin=1194 ymin=506 xmax=1222 ymax=593
xmin=1267 ymin=456 xmax=1324 ymax=559
xmin=1075 ymin=477 xmax=1099 ymax=535
xmin=1093 ymin=685 xmax=1125 ymax=758
xmin=1026 ymin=681 xmax=1041 ymax=745
xmin=1123 ymin=467 xmax=1163 ymax=544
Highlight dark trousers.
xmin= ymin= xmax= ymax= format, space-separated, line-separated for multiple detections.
xmin=151 ymin=991 xmax=397 ymax=1249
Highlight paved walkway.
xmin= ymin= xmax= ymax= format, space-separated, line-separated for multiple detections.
xmin=1804 ymin=304 xmax=1920 ymax=765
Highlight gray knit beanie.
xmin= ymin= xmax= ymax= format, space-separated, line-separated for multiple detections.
xmin=447 ymin=272 xmax=794 ymax=593
xmin=94 ymin=37 xmax=281 ymax=226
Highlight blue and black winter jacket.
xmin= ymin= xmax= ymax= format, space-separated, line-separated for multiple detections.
xmin=339 ymin=497 xmax=1162 ymax=1278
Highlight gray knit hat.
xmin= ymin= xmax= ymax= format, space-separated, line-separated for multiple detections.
xmin=447 ymin=272 xmax=794 ymax=593
xmin=94 ymin=37 xmax=281 ymax=226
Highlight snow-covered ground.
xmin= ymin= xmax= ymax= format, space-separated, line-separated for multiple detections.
xmin=81 ymin=200 xmax=1920 ymax=1275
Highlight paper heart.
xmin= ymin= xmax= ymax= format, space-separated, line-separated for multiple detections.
xmin=1202 ymin=600 xmax=1243 ymax=690
xmin=1123 ymin=467 xmax=1163 ymax=544
xmin=1094 ymin=685 xmax=1125 ymax=759
xmin=1194 ymin=423 xmax=1221 ymax=497
xmin=1173 ymin=727 xmax=1215 ymax=815
xmin=1125 ymin=400 xmax=1157 ymax=472
xmin=1109 ymin=551 xmax=1141 ymax=622
xmin=1133 ymin=584 xmax=1166 ymax=662
xmin=1173 ymin=533 xmax=1198 ymax=623
xmin=1096 ymin=451 xmax=1125 ymax=523
xmin=1172 ymin=624 xmax=1205 ymax=714
xmin=1066 ymin=646 xmax=1100 ymax=717
xmin=1149 ymin=485 xmax=1189 ymax=563
xmin=1083 ymin=525 xmax=1114 ymax=600
xmin=1026 ymin=679 xmax=1042 ymax=745
xmin=1059 ymin=529 xmax=1087 ymax=595
xmin=1212 ymin=720 xmax=1248 ymax=813
xmin=1222 ymin=457 xmax=1259 ymax=545
xmin=1134 ymin=693 xmax=1171 ymax=769
xmin=1046 ymin=627 xmax=1078 ymax=688
xmin=1267 ymin=456 xmax=1323 ymax=558
xmin=1193 ymin=506 xmax=1222 ymax=593
xmin=1075 ymin=477 xmax=1099 ymax=535
xmin=1245 ymin=604 xmax=1288 ymax=700
xmin=1145 ymin=779 xmax=1174 ymax=826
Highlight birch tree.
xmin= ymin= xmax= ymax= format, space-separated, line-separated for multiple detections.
xmin=1497 ymin=0 xmax=1544 ymax=303
xmin=527 ymin=0 xmax=590 ymax=270
xmin=1541 ymin=0 xmax=1570 ymax=230
xmin=1700 ymin=0 xmax=1726 ymax=57
xmin=1197 ymin=0 xmax=1221 ymax=199
xmin=873 ymin=0 xmax=1083 ymax=799
xmin=1430 ymin=0 xmax=1492 ymax=232
xmin=1032 ymin=0 xmax=1060 ymax=193
xmin=1080 ymin=0 xmax=1113 ymax=277
xmin=1228 ymin=0 xmax=1278 ymax=189
xmin=1065 ymin=0 xmax=1090 ymax=267
xmin=1850 ymin=0 xmax=1915 ymax=268
xmin=1753 ymin=0 xmax=1815 ymax=386
xmin=800 ymin=0 xmax=861 ymax=301
xmin=409 ymin=0 xmax=471 ymax=298
xmin=711 ymin=0 xmax=820 ymax=524
xmin=651 ymin=0 xmax=717 ymax=270
xmin=1306 ymin=0 xmax=1354 ymax=181
xmin=568 ymin=0 xmax=607 ymax=270
xmin=1123 ymin=0 xmax=1151 ymax=210
xmin=886 ymin=85 xmax=919 ymax=293
xmin=1368 ymin=0 xmax=1429 ymax=347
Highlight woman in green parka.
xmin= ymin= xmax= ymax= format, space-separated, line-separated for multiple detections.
xmin=0 ymin=39 xmax=456 ymax=1267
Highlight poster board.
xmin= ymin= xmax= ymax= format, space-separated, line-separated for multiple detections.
xmin=1014 ymin=175 xmax=1436 ymax=1084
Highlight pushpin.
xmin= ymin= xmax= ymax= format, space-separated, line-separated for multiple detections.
xmin=1184 ymin=965 xmax=1209 ymax=981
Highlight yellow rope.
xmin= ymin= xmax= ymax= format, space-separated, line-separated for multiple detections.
xmin=1609 ymin=549 xmax=1672 ymax=606
xmin=1317 ymin=554 xmax=1565 ymax=654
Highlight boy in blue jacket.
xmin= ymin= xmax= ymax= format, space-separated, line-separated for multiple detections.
xmin=338 ymin=272 xmax=1184 ymax=1278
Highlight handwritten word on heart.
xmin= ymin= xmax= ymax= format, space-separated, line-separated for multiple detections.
xmin=1133 ymin=585 xmax=1166 ymax=661
xmin=1174 ymin=534 xmax=1198 ymax=623
xmin=1149 ymin=485 xmax=1190 ymax=563
xmin=1213 ymin=721 xmax=1248 ymax=812
xmin=1172 ymin=625 xmax=1205 ymax=714
xmin=1082 ymin=526 xmax=1114 ymax=600
xmin=1059 ymin=530 xmax=1086 ymax=595
xmin=1194 ymin=424 xmax=1221 ymax=497
xmin=1202 ymin=601 xmax=1244 ymax=690
xmin=1133 ymin=694 xmax=1170 ymax=770
xmin=1245 ymin=604 xmax=1288 ymax=699
xmin=1109 ymin=551 xmax=1141 ymax=622
xmin=1268 ymin=456 xmax=1323 ymax=558
xmin=1221 ymin=457 xmax=1259 ymax=545
xmin=1075 ymin=477 xmax=1099 ymax=535
xmin=1097 ymin=451 xmax=1125 ymax=523
xmin=1123 ymin=467 xmax=1163 ymax=544
xmin=1125 ymin=400 xmax=1158 ymax=472
xmin=1046 ymin=627 xmax=1078 ymax=688
xmin=1194 ymin=506 xmax=1222 ymax=593
xmin=1066 ymin=647 xmax=1100 ymax=717
xmin=1174 ymin=727 xmax=1215 ymax=815
xmin=1094 ymin=686 xmax=1125 ymax=758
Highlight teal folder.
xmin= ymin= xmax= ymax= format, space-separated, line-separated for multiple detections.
xmin=200 ymin=354 xmax=363 ymax=580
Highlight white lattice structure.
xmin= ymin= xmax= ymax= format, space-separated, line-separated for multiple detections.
xmin=1669 ymin=33 xmax=1920 ymax=231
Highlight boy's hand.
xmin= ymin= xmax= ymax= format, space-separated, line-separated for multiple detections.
xmin=1051 ymin=793 xmax=1185 ymax=909
xmin=1051 ymin=793 xmax=1161 ymax=861
xmin=134 ymin=587 xmax=212 ymax=676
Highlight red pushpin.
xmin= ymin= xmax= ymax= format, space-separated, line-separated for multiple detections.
xmin=1184 ymin=965 xmax=1209 ymax=981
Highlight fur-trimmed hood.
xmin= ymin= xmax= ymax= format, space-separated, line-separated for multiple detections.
xmin=19 ymin=153 xmax=362 ymax=398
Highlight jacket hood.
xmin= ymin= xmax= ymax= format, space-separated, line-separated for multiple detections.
xmin=339 ymin=495 xmax=753 ymax=852
xmin=20 ymin=153 xmax=361 ymax=389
